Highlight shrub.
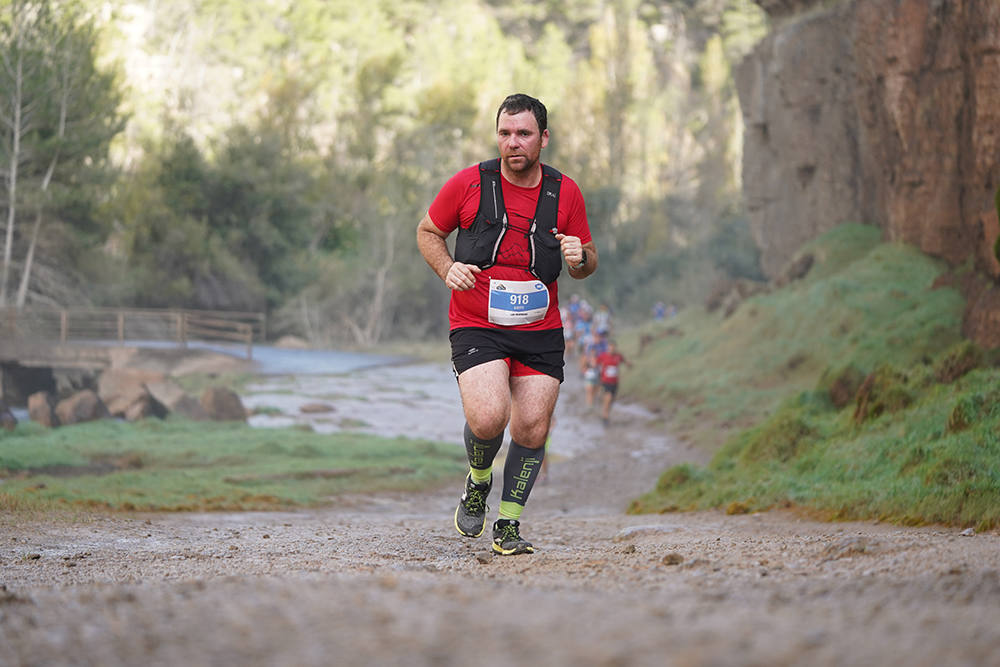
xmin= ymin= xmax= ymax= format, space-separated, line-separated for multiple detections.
xmin=818 ymin=364 xmax=867 ymax=409
xmin=656 ymin=463 xmax=696 ymax=491
xmin=935 ymin=341 xmax=984 ymax=383
xmin=853 ymin=365 xmax=913 ymax=424
xmin=738 ymin=411 xmax=815 ymax=463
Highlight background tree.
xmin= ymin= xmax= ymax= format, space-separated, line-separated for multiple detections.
xmin=0 ymin=0 xmax=124 ymax=307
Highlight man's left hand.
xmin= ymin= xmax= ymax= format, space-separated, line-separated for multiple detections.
xmin=555 ymin=233 xmax=583 ymax=267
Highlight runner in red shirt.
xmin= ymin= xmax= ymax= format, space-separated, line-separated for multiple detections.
xmin=416 ymin=94 xmax=598 ymax=555
xmin=595 ymin=340 xmax=629 ymax=427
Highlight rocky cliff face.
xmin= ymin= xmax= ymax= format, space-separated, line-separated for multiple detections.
xmin=737 ymin=0 xmax=1000 ymax=345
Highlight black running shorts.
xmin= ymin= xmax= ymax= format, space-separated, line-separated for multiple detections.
xmin=449 ymin=327 xmax=565 ymax=382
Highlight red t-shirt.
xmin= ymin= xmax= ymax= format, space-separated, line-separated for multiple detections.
xmin=428 ymin=163 xmax=591 ymax=331
xmin=596 ymin=352 xmax=625 ymax=385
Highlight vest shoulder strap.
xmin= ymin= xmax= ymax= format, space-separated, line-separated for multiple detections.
xmin=535 ymin=164 xmax=562 ymax=229
xmin=477 ymin=159 xmax=563 ymax=226
xmin=478 ymin=159 xmax=503 ymax=224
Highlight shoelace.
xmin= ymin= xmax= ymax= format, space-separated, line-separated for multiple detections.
xmin=463 ymin=488 xmax=487 ymax=514
xmin=497 ymin=523 xmax=520 ymax=543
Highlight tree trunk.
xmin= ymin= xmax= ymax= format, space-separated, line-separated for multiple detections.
xmin=363 ymin=220 xmax=396 ymax=343
xmin=1 ymin=53 xmax=23 ymax=307
xmin=14 ymin=208 xmax=41 ymax=307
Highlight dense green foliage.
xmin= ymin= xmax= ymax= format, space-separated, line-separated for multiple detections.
xmin=0 ymin=418 xmax=466 ymax=511
xmin=3 ymin=0 xmax=768 ymax=342
xmin=625 ymin=224 xmax=1000 ymax=529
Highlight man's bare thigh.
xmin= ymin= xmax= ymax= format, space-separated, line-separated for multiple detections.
xmin=509 ymin=373 xmax=560 ymax=447
xmin=456 ymin=359 xmax=512 ymax=438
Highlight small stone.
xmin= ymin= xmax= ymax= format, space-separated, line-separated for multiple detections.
xmin=476 ymin=553 xmax=492 ymax=564
xmin=959 ymin=528 xmax=976 ymax=537
xmin=662 ymin=552 xmax=684 ymax=566
xmin=822 ymin=536 xmax=878 ymax=560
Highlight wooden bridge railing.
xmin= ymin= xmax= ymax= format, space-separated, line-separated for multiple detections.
xmin=0 ymin=307 xmax=265 ymax=360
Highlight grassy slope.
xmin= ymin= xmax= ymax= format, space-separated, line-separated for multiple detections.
xmin=623 ymin=223 xmax=1000 ymax=529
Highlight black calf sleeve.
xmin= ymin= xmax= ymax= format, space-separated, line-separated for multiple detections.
xmin=464 ymin=422 xmax=503 ymax=471
xmin=501 ymin=440 xmax=546 ymax=507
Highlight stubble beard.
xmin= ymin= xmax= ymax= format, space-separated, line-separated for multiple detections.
xmin=502 ymin=152 xmax=539 ymax=175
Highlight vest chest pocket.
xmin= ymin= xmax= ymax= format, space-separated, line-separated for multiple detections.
xmin=454 ymin=212 xmax=506 ymax=268
xmin=529 ymin=223 xmax=562 ymax=284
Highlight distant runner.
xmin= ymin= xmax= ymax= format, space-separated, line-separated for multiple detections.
xmin=416 ymin=94 xmax=597 ymax=555
xmin=595 ymin=339 xmax=629 ymax=427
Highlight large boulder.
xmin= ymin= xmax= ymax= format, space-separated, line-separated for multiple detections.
xmin=147 ymin=379 xmax=209 ymax=421
xmin=55 ymin=390 xmax=109 ymax=426
xmin=27 ymin=391 xmax=59 ymax=428
xmin=115 ymin=347 xmax=252 ymax=377
xmin=200 ymin=386 xmax=247 ymax=422
xmin=98 ymin=368 xmax=166 ymax=421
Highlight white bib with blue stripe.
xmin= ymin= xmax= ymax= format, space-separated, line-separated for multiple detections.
xmin=487 ymin=279 xmax=549 ymax=326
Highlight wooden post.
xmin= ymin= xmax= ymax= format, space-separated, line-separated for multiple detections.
xmin=180 ymin=312 xmax=188 ymax=348
xmin=243 ymin=323 xmax=253 ymax=360
xmin=117 ymin=311 xmax=125 ymax=343
xmin=60 ymin=310 xmax=68 ymax=342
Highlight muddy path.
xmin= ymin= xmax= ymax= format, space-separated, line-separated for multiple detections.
xmin=2 ymin=361 xmax=999 ymax=666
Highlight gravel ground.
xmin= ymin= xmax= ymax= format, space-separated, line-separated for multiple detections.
xmin=2 ymin=361 xmax=999 ymax=666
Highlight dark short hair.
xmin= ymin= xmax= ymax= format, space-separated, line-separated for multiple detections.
xmin=496 ymin=94 xmax=547 ymax=132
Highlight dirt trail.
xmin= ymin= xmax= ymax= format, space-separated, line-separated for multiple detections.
xmin=2 ymin=361 xmax=999 ymax=666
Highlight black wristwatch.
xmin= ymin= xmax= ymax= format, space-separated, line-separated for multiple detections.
xmin=573 ymin=250 xmax=588 ymax=270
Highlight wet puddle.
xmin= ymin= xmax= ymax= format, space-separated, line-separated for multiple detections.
xmin=242 ymin=360 xmax=677 ymax=464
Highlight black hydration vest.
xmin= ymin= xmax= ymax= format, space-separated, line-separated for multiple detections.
xmin=453 ymin=158 xmax=563 ymax=285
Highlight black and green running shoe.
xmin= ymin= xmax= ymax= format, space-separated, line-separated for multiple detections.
xmin=492 ymin=519 xmax=534 ymax=555
xmin=454 ymin=473 xmax=491 ymax=538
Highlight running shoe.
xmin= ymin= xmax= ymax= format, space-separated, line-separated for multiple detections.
xmin=492 ymin=519 xmax=534 ymax=555
xmin=454 ymin=473 xmax=491 ymax=538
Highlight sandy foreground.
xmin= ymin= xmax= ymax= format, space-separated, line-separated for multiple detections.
xmin=2 ymin=361 xmax=999 ymax=666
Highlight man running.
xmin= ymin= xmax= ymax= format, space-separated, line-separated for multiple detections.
xmin=595 ymin=339 xmax=629 ymax=427
xmin=416 ymin=93 xmax=597 ymax=555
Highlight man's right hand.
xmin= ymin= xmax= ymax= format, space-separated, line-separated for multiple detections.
xmin=445 ymin=262 xmax=481 ymax=291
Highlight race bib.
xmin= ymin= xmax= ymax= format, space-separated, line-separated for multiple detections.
xmin=488 ymin=279 xmax=550 ymax=326
xmin=604 ymin=365 xmax=619 ymax=378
